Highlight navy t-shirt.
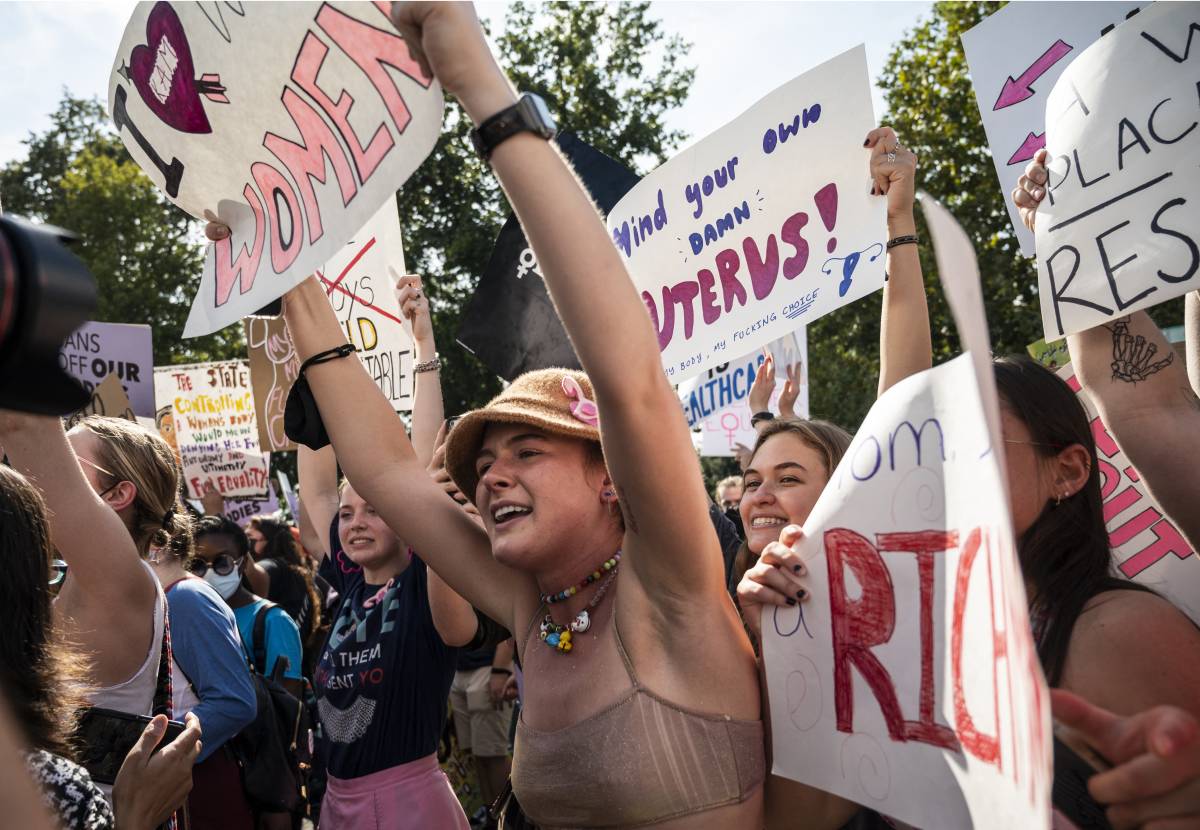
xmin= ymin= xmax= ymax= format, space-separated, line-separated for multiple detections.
xmin=314 ymin=529 xmax=458 ymax=780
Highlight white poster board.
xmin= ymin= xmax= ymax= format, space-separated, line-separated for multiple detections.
xmin=59 ymin=321 xmax=156 ymax=418
xmin=763 ymin=354 xmax=1052 ymax=828
xmin=154 ymin=361 xmax=270 ymax=498
xmin=107 ymin=1 xmax=443 ymax=336
xmin=764 ymin=192 xmax=1051 ymax=827
xmin=678 ymin=327 xmax=808 ymax=427
xmin=961 ymin=1 xmax=1144 ymax=255
xmin=608 ymin=46 xmax=886 ymax=384
xmin=689 ymin=330 xmax=810 ymax=458
xmin=318 ymin=199 xmax=415 ymax=412
xmin=1035 ymin=1 xmax=1200 ymax=338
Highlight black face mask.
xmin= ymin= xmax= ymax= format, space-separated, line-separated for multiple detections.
xmin=284 ymin=343 xmax=357 ymax=450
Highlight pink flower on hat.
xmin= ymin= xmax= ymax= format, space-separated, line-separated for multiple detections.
xmin=561 ymin=376 xmax=599 ymax=427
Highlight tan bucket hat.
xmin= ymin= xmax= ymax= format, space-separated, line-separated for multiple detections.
xmin=444 ymin=368 xmax=601 ymax=502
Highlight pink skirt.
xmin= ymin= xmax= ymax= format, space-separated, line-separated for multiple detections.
xmin=320 ymin=753 xmax=469 ymax=830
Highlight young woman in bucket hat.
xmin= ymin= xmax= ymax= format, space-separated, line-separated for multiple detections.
xmin=267 ymin=4 xmax=766 ymax=825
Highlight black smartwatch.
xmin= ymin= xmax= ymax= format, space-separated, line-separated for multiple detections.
xmin=470 ymin=93 xmax=557 ymax=160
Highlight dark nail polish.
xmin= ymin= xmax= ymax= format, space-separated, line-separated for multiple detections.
xmin=863 ymin=139 xmax=870 ymax=147
xmin=793 ymin=564 xmax=802 ymax=573
xmin=797 ymin=590 xmax=807 ymax=600
xmin=786 ymin=597 xmax=797 ymax=606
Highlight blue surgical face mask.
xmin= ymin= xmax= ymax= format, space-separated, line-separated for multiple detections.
xmin=204 ymin=567 xmax=242 ymax=600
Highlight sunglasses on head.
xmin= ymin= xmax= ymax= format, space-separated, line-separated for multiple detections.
xmin=186 ymin=554 xmax=240 ymax=577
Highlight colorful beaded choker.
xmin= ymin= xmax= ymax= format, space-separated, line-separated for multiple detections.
xmin=539 ymin=564 xmax=619 ymax=654
xmin=540 ymin=551 xmax=622 ymax=605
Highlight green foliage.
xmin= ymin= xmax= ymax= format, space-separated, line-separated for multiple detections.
xmin=396 ymin=0 xmax=694 ymax=414
xmin=0 ymin=94 xmax=240 ymax=364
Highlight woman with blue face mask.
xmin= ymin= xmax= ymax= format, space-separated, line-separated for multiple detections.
xmin=191 ymin=515 xmax=305 ymax=702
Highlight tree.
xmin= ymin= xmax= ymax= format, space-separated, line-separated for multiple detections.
xmin=396 ymin=0 xmax=694 ymax=414
xmin=0 ymin=94 xmax=241 ymax=365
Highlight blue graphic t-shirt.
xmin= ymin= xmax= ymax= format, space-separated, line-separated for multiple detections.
xmin=314 ymin=534 xmax=459 ymax=780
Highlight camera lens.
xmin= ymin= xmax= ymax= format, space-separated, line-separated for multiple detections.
xmin=0 ymin=215 xmax=97 ymax=415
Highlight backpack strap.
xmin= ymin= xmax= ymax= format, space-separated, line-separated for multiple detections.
xmin=153 ymin=594 xmax=173 ymax=718
xmin=252 ymin=601 xmax=286 ymax=679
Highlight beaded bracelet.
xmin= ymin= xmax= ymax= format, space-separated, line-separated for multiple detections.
xmin=886 ymin=234 xmax=919 ymax=250
xmin=414 ymin=355 xmax=441 ymax=374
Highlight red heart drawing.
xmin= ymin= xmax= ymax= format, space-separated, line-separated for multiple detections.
xmin=127 ymin=2 xmax=211 ymax=134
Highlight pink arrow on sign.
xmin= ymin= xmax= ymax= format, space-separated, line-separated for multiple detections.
xmin=1007 ymin=132 xmax=1046 ymax=166
xmin=993 ymin=39 xmax=1074 ymax=110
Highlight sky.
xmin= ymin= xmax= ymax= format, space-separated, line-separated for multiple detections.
xmin=0 ymin=0 xmax=931 ymax=169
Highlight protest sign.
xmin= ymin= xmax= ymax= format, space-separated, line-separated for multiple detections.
xmin=64 ymin=374 xmax=138 ymax=430
xmin=245 ymin=316 xmax=299 ymax=452
xmin=764 ymin=192 xmax=1050 ymax=827
xmin=1034 ymin=1 xmax=1200 ymax=338
xmin=961 ymin=2 xmax=1144 ymax=255
xmin=59 ymin=321 xmax=155 ymax=418
xmin=679 ymin=328 xmax=808 ymax=429
xmin=277 ymin=469 xmax=300 ymax=521
xmin=1026 ymin=337 xmax=1071 ymax=371
xmin=317 ymin=199 xmax=415 ymax=412
xmin=224 ymin=487 xmax=281 ymax=528
xmin=699 ymin=405 xmax=755 ymax=458
xmin=763 ymin=353 xmax=1051 ymax=828
xmin=608 ymin=46 xmax=886 ymax=384
xmin=154 ymin=361 xmax=270 ymax=498
xmin=1047 ymin=363 xmax=1200 ymax=624
xmin=457 ymin=132 xmax=641 ymax=380
xmin=107 ymin=2 xmax=443 ymax=336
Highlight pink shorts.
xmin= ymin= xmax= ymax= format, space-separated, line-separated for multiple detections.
xmin=320 ymin=753 xmax=469 ymax=830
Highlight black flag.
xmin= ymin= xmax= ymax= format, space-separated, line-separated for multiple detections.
xmin=457 ymin=132 xmax=640 ymax=381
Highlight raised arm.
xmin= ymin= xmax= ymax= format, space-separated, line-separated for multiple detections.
xmin=1067 ymin=313 xmax=1200 ymax=552
xmin=424 ymin=428 xmax=486 ymax=647
xmin=391 ymin=2 xmax=722 ymax=602
xmin=282 ymin=277 xmax=526 ymax=629
xmin=871 ymin=128 xmax=930 ymax=397
xmin=1013 ymin=152 xmax=1200 ymax=551
xmin=297 ymin=444 xmax=339 ymax=562
xmin=0 ymin=413 xmax=154 ymax=610
xmin=393 ymin=272 xmax=444 ymax=465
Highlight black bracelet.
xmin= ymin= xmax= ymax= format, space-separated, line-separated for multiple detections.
xmin=299 ymin=343 xmax=357 ymax=374
xmin=886 ymin=234 xmax=919 ymax=250
xmin=750 ymin=411 xmax=774 ymax=427
xmin=490 ymin=667 xmax=513 ymax=676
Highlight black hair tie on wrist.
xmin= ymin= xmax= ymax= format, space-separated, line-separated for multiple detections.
xmin=285 ymin=344 xmax=358 ymax=450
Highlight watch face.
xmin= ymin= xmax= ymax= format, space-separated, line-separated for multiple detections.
xmin=526 ymin=94 xmax=557 ymax=136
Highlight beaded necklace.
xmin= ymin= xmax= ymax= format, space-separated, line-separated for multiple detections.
xmin=538 ymin=564 xmax=620 ymax=654
xmin=540 ymin=551 xmax=622 ymax=604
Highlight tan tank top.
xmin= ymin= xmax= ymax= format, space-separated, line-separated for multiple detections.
xmin=511 ymin=602 xmax=765 ymax=828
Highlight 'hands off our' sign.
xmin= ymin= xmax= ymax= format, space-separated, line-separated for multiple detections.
xmin=1035 ymin=1 xmax=1200 ymax=338
xmin=607 ymin=46 xmax=886 ymax=384
xmin=108 ymin=1 xmax=442 ymax=337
